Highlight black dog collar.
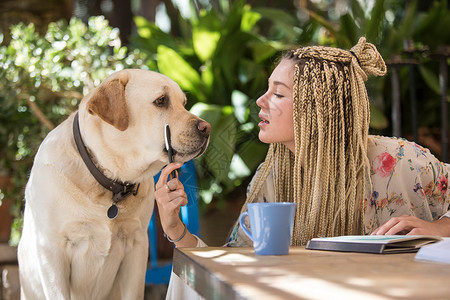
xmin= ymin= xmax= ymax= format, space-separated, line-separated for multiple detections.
xmin=72 ymin=112 xmax=140 ymax=219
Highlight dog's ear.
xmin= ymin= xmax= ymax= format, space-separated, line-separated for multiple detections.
xmin=87 ymin=72 xmax=130 ymax=131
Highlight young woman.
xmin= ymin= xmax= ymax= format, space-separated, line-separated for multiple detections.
xmin=156 ymin=36 xmax=450 ymax=299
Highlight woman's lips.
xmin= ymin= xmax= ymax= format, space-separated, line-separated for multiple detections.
xmin=258 ymin=113 xmax=269 ymax=127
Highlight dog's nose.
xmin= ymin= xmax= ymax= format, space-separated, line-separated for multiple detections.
xmin=197 ymin=120 xmax=211 ymax=138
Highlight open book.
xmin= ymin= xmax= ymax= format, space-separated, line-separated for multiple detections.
xmin=306 ymin=235 xmax=443 ymax=254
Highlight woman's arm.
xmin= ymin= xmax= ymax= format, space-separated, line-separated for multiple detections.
xmin=371 ymin=215 xmax=450 ymax=236
xmin=154 ymin=163 xmax=200 ymax=248
xmin=367 ymin=136 xmax=450 ymax=237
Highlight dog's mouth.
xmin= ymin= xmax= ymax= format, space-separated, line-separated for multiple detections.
xmin=163 ymin=138 xmax=209 ymax=162
xmin=190 ymin=139 xmax=209 ymax=159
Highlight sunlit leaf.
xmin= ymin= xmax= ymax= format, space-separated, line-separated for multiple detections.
xmin=193 ymin=28 xmax=220 ymax=62
xmin=241 ymin=6 xmax=261 ymax=32
xmin=192 ymin=10 xmax=221 ymax=62
xmin=157 ymin=45 xmax=206 ymax=101
xmin=133 ymin=16 xmax=177 ymax=52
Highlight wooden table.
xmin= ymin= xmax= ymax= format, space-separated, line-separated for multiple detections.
xmin=173 ymin=246 xmax=450 ymax=300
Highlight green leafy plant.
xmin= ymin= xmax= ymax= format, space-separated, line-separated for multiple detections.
xmin=0 ymin=16 xmax=147 ymax=244
xmin=132 ymin=0 xmax=302 ymax=209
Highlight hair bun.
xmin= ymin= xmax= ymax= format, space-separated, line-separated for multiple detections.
xmin=350 ymin=37 xmax=387 ymax=80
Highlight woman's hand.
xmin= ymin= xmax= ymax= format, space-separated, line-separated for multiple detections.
xmin=371 ymin=215 xmax=450 ymax=237
xmin=154 ymin=163 xmax=198 ymax=247
xmin=155 ymin=163 xmax=186 ymax=231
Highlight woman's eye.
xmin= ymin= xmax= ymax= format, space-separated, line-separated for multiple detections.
xmin=274 ymin=93 xmax=283 ymax=98
xmin=154 ymin=95 xmax=167 ymax=107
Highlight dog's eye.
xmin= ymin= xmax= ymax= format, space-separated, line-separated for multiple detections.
xmin=154 ymin=95 xmax=167 ymax=107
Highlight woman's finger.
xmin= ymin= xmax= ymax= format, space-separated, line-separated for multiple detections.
xmin=155 ymin=183 xmax=187 ymax=211
xmin=166 ymin=189 xmax=186 ymax=201
xmin=170 ymin=194 xmax=188 ymax=207
xmin=372 ymin=215 xmax=428 ymax=235
xmin=166 ymin=178 xmax=184 ymax=192
xmin=371 ymin=217 xmax=401 ymax=235
xmin=155 ymin=163 xmax=183 ymax=190
xmin=383 ymin=221 xmax=414 ymax=235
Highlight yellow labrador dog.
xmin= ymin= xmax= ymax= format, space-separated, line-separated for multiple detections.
xmin=18 ymin=69 xmax=210 ymax=299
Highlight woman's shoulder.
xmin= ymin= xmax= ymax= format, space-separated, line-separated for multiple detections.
xmin=366 ymin=135 xmax=450 ymax=180
xmin=367 ymin=135 xmax=438 ymax=161
xmin=368 ymin=135 xmax=424 ymax=148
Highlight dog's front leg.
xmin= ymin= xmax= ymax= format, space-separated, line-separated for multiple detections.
xmin=109 ymin=231 xmax=149 ymax=300
xmin=19 ymin=203 xmax=71 ymax=299
xmin=39 ymin=248 xmax=71 ymax=299
xmin=19 ymin=241 xmax=71 ymax=300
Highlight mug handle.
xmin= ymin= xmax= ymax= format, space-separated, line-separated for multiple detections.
xmin=239 ymin=212 xmax=253 ymax=241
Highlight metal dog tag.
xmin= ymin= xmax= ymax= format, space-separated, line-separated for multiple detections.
xmin=107 ymin=203 xmax=118 ymax=219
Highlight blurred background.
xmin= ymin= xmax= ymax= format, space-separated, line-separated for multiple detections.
xmin=0 ymin=0 xmax=449 ymax=297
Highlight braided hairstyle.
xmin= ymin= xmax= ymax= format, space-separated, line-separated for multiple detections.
xmin=242 ymin=37 xmax=386 ymax=245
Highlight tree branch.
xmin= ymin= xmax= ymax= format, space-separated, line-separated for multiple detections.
xmin=25 ymin=97 xmax=55 ymax=130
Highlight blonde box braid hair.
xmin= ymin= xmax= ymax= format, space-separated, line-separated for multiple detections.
xmin=240 ymin=37 xmax=386 ymax=246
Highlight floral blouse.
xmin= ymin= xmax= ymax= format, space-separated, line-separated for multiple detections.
xmin=225 ymin=135 xmax=450 ymax=247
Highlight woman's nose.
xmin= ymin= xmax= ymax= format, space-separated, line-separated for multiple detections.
xmin=256 ymin=92 xmax=268 ymax=108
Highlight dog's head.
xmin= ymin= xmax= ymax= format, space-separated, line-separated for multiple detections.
xmin=79 ymin=69 xmax=210 ymax=180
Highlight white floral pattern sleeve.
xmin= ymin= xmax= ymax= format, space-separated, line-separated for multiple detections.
xmin=363 ymin=135 xmax=450 ymax=234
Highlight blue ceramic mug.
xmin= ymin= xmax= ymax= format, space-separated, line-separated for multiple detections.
xmin=239 ymin=202 xmax=296 ymax=255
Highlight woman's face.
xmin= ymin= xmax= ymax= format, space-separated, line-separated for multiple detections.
xmin=256 ymin=58 xmax=295 ymax=152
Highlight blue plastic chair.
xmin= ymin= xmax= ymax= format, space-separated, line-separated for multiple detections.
xmin=145 ymin=160 xmax=200 ymax=284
